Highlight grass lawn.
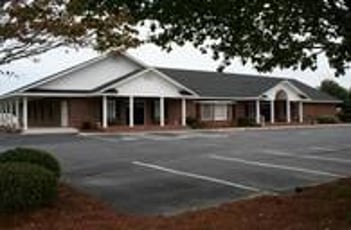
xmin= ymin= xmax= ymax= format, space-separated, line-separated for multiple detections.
xmin=1 ymin=179 xmax=351 ymax=230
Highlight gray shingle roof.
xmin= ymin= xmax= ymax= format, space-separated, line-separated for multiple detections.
xmin=158 ymin=68 xmax=339 ymax=102
xmin=287 ymin=79 xmax=339 ymax=102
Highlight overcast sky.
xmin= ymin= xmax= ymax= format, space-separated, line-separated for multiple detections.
xmin=0 ymin=43 xmax=350 ymax=95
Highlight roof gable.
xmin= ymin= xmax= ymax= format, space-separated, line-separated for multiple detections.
xmin=99 ymin=68 xmax=198 ymax=97
xmin=114 ymin=70 xmax=184 ymax=97
xmin=1 ymin=52 xmax=145 ymax=98
xmin=33 ymin=53 xmax=142 ymax=91
xmin=261 ymin=81 xmax=309 ymax=101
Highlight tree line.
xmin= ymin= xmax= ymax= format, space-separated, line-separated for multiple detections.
xmin=0 ymin=0 xmax=350 ymax=76
xmin=320 ymin=80 xmax=351 ymax=122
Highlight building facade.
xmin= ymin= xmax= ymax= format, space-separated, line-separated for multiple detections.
xmin=0 ymin=52 xmax=340 ymax=133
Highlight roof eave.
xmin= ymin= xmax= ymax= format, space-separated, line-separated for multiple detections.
xmin=303 ymin=100 xmax=343 ymax=104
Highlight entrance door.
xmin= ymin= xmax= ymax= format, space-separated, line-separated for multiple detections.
xmin=126 ymin=99 xmax=145 ymax=126
xmin=134 ymin=100 xmax=145 ymax=125
xmin=261 ymin=102 xmax=271 ymax=122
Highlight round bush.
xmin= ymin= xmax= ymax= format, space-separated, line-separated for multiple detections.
xmin=0 ymin=163 xmax=58 ymax=213
xmin=0 ymin=148 xmax=61 ymax=178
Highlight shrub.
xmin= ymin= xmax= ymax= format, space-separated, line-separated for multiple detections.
xmin=237 ymin=117 xmax=259 ymax=127
xmin=186 ymin=117 xmax=204 ymax=129
xmin=316 ymin=115 xmax=339 ymax=124
xmin=0 ymin=163 xmax=58 ymax=213
xmin=0 ymin=148 xmax=61 ymax=178
xmin=81 ymin=121 xmax=94 ymax=130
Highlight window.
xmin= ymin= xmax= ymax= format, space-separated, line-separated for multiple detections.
xmin=201 ymin=104 xmax=228 ymax=121
xmin=201 ymin=104 xmax=213 ymax=121
xmin=107 ymin=99 xmax=117 ymax=123
xmin=153 ymin=100 xmax=160 ymax=123
xmin=214 ymin=104 xmax=228 ymax=121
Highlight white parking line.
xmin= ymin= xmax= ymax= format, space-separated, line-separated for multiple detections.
xmin=84 ymin=135 xmax=138 ymax=143
xmin=86 ymin=136 xmax=121 ymax=143
xmin=133 ymin=161 xmax=262 ymax=193
xmin=262 ymin=149 xmax=351 ymax=164
xmin=143 ymin=135 xmax=188 ymax=141
xmin=309 ymin=146 xmax=337 ymax=152
xmin=142 ymin=133 xmax=228 ymax=141
xmin=209 ymin=155 xmax=343 ymax=178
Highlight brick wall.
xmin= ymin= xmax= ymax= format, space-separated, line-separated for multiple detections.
xmin=144 ymin=100 xmax=153 ymax=126
xmin=68 ymin=98 xmax=101 ymax=129
xmin=235 ymin=102 xmax=246 ymax=118
xmin=186 ymin=100 xmax=197 ymax=118
xmin=303 ymin=103 xmax=337 ymax=119
xmin=167 ymin=99 xmax=181 ymax=126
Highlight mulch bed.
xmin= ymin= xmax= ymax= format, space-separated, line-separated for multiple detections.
xmin=1 ymin=179 xmax=351 ymax=230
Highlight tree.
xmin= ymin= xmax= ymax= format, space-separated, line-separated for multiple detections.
xmin=142 ymin=0 xmax=351 ymax=75
xmin=0 ymin=0 xmax=139 ymax=64
xmin=320 ymin=80 xmax=351 ymax=122
xmin=0 ymin=0 xmax=350 ymax=76
xmin=320 ymin=80 xmax=349 ymax=101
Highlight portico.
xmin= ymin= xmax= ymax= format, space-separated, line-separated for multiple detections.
xmin=98 ymin=68 xmax=194 ymax=130
xmin=254 ymin=81 xmax=308 ymax=125
xmin=101 ymin=96 xmax=188 ymax=130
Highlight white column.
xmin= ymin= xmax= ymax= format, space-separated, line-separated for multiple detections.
xmin=299 ymin=101 xmax=304 ymax=123
xmin=4 ymin=101 xmax=7 ymax=126
xmin=286 ymin=99 xmax=291 ymax=123
xmin=1 ymin=102 xmax=4 ymax=125
xmin=181 ymin=98 xmax=187 ymax=127
xmin=0 ymin=101 xmax=4 ymax=126
xmin=22 ymin=97 xmax=28 ymax=131
xmin=102 ymin=96 xmax=108 ymax=129
xmin=2 ymin=101 xmax=6 ymax=126
xmin=160 ymin=97 xmax=165 ymax=127
xmin=0 ymin=102 xmax=3 ymax=125
xmin=15 ymin=99 xmax=20 ymax=129
xmin=255 ymin=100 xmax=261 ymax=124
xmin=61 ymin=100 xmax=69 ymax=127
xmin=9 ymin=100 xmax=13 ymax=128
xmin=129 ymin=96 xmax=134 ymax=128
xmin=270 ymin=100 xmax=275 ymax=124
xmin=2 ymin=101 xmax=6 ymax=127
xmin=5 ymin=101 xmax=11 ymax=127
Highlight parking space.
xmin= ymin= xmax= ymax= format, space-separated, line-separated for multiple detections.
xmin=1 ymin=126 xmax=351 ymax=215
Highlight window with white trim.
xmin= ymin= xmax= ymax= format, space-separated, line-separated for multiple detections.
xmin=201 ymin=104 xmax=213 ymax=121
xmin=201 ymin=104 xmax=228 ymax=121
xmin=214 ymin=104 xmax=228 ymax=121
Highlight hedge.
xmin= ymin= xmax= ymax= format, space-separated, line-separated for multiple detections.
xmin=237 ymin=117 xmax=259 ymax=127
xmin=316 ymin=115 xmax=339 ymax=124
xmin=0 ymin=163 xmax=58 ymax=213
xmin=0 ymin=148 xmax=61 ymax=178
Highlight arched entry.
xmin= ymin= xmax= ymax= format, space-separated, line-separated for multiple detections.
xmin=276 ymin=90 xmax=288 ymax=100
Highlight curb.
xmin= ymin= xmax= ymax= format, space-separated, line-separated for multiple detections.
xmin=79 ymin=124 xmax=351 ymax=136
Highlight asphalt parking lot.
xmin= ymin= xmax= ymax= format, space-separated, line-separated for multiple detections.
xmin=1 ymin=126 xmax=351 ymax=215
